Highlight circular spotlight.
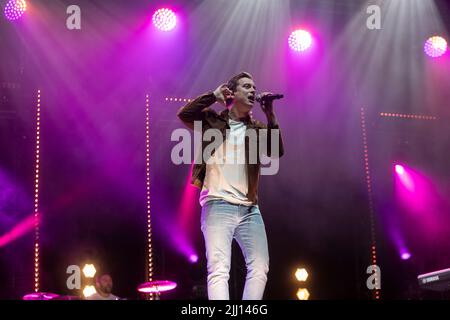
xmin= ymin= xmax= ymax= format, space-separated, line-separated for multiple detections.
xmin=189 ymin=254 xmax=198 ymax=263
xmin=401 ymin=252 xmax=411 ymax=260
xmin=288 ymin=29 xmax=312 ymax=52
xmin=395 ymin=164 xmax=405 ymax=175
xmin=4 ymin=0 xmax=27 ymax=21
xmin=424 ymin=36 xmax=447 ymax=58
xmin=152 ymin=8 xmax=177 ymax=31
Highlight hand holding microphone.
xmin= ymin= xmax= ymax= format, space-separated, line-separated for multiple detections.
xmin=256 ymin=92 xmax=283 ymax=116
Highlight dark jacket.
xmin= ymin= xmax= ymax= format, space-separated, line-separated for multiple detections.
xmin=177 ymin=92 xmax=284 ymax=204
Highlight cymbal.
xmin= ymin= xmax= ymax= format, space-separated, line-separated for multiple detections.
xmin=22 ymin=292 xmax=60 ymax=300
xmin=51 ymin=295 xmax=81 ymax=300
xmin=137 ymin=280 xmax=177 ymax=293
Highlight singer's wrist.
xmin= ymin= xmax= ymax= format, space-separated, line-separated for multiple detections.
xmin=266 ymin=113 xmax=278 ymax=127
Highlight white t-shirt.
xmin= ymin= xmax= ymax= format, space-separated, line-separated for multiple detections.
xmin=199 ymin=119 xmax=253 ymax=206
xmin=86 ymin=292 xmax=120 ymax=300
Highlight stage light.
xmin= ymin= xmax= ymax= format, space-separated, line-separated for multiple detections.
xmin=4 ymin=0 xmax=26 ymax=21
xmin=401 ymin=252 xmax=411 ymax=260
xmin=152 ymin=8 xmax=177 ymax=31
xmin=395 ymin=165 xmax=405 ymax=176
xmin=189 ymin=254 xmax=198 ymax=263
xmin=296 ymin=288 xmax=310 ymax=300
xmin=0 ymin=215 xmax=35 ymax=247
xmin=295 ymin=268 xmax=308 ymax=282
xmin=33 ymin=90 xmax=41 ymax=293
xmin=165 ymin=97 xmax=192 ymax=102
xmin=380 ymin=112 xmax=437 ymax=121
xmin=82 ymin=264 xmax=96 ymax=278
xmin=424 ymin=36 xmax=447 ymax=58
xmin=395 ymin=164 xmax=415 ymax=192
xmin=360 ymin=108 xmax=380 ymax=299
xmin=288 ymin=29 xmax=312 ymax=52
xmin=144 ymin=94 xmax=156 ymax=300
xmin=82 ymin=285 xmax=96 ymax=298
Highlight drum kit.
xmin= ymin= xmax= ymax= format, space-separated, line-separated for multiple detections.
xmin=23 ymin=292 xmax=81 ymax=300
xmin=137 ymin=280 xmax=177 ymax=294
xmin=22 ymin=280 xmax=177 ymax=300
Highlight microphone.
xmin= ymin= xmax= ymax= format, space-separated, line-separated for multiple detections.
xmin=255 ymin=93 xmax=284 ymax=103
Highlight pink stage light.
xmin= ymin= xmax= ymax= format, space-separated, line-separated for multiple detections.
xmin=424 ymin=36 xmax=447 ymax=58
xmin=189 ymin=254 xmax=198 ymax=263
xmin=394 ymin=163 xmax=445 ymax=241
xmin=395 ymin=164 xmax=405 ymax=175
xmin=288 ymin=29 xmax=312 ymax=52
xmin=152 ymin=8 xmax=177 ymax=31
xmin=176 ymin=163 xmax=199 ymax=263
xmin=401 ymin=252 xmax=411 ymax=260
xmin=0 ymin=215 xmax=36 ymax=247
xmin=395 ymin=164 xmax=415 ymax=191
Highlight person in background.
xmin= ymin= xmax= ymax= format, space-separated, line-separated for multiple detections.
xmin=86 ymin=273 xmax=120 ymax=300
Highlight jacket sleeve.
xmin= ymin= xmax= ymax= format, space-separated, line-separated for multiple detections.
xmin=176 ymin=92 xmax=217 ymax=130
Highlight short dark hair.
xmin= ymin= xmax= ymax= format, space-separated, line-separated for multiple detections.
xmin=226 ymin=72 xmax=253 ymax=92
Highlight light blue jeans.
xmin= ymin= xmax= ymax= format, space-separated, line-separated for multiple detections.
xmin=201 ymin=199 xmax=269 ymax=300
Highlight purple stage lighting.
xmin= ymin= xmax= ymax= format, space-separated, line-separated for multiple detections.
xmin=424 ymin=36 xmax=447 ymax=58
xmin=395 ymin=164 xmax=405 ymax=175
xmin=288 ymin=29 xmax=312 ymax=52
xmin=189 ymin=254 xmax=198 ymax=263
xmin=401 ymin=252 xmax=411 ymax=260
xmin=4 ymin=0 xmax=26 ymax=21
xmin=152 ymin=8 xmax=177 ymax=31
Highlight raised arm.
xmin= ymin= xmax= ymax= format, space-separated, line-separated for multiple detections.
xmin=177 ymin=84 xmax=233 ymax=130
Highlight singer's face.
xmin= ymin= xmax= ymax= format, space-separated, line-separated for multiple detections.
xmin=234 ymin=77 xmax=256 ymax=112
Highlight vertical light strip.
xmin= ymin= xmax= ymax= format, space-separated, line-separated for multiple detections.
xmin=145 ymin=94 xmax=154 ymax=300
xmin=360 ymin=107 xmax=380 ymax=300
xmin=33 ymin=89 xmax=41 ymax=293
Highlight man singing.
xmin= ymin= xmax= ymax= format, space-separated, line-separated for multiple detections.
xmin=177 ymin=72 xmax=284 ymax=300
